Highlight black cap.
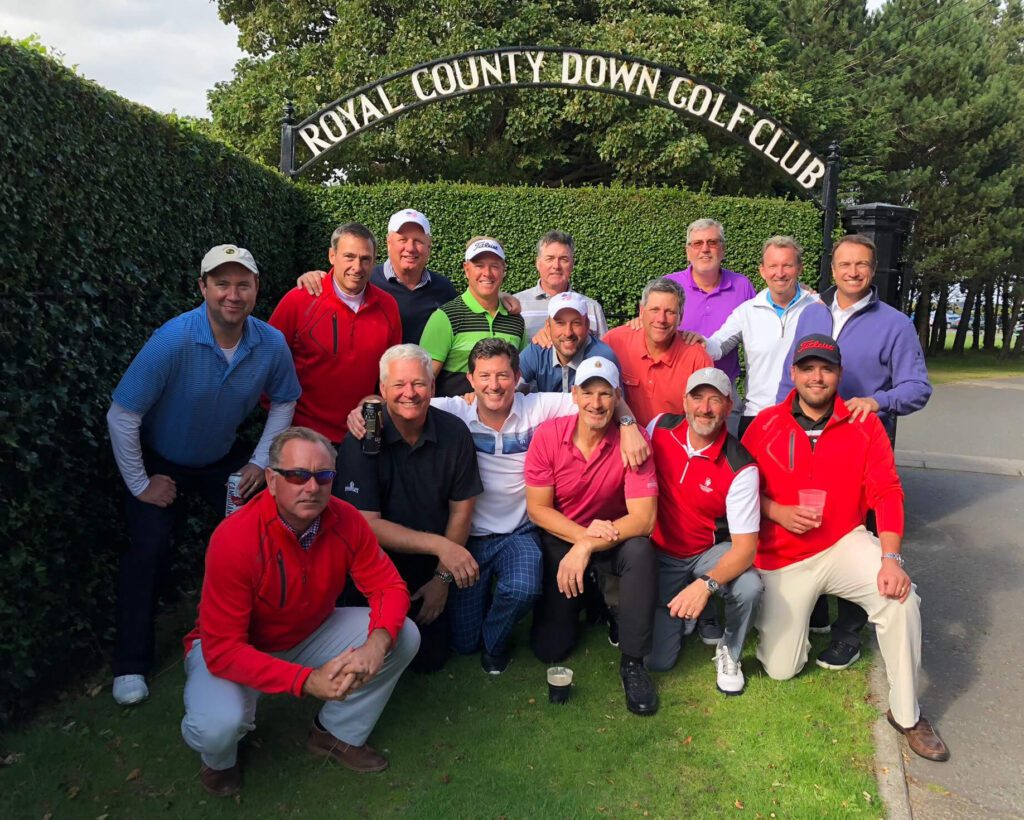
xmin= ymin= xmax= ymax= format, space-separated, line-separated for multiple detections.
xmin=792 ymin=333 xmax=841 ymax=366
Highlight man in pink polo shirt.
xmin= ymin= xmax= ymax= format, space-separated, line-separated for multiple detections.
xmin=525 ymin=357 xmax=660 ymax=716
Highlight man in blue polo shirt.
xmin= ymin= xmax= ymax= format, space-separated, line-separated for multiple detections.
xmin=519 ymin=292 xmax=620 ymax=393
xmin=106 ymin=244 xmax=300 ymax=707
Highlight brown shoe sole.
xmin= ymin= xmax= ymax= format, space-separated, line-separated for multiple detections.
xmin=200 ymin=764 xmax=242 ymax=797
xmin=306 ymin=737 xmax=389 ymax=773
xmin=886 ymin=710 xmax=951 ymax=762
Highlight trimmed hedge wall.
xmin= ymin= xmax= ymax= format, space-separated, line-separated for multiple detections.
xmin=304 ymin=183 xmax=823 ymax=320
xmin=0 ymin=41 xmax=821 ymax=725
xmin=0 ymin=42 xmax=316 ymax=724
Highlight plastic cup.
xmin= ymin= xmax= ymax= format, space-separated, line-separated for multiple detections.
xmin=547 ymin=666 xmax=573 ymax=704
xmin=799 ymin=489 xmax=827 ymax=521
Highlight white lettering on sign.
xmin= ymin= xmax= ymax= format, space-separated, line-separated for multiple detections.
xmin=290 ymin=48 xmax=825 ymax=190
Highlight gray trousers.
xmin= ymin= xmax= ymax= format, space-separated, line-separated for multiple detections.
xmin=646 ymin=543 xmax=763 ymax=670
xmin=181 ymin=608 xmax=420 ymax=770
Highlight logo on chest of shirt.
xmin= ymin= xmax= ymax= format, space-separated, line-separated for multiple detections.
xmin=343 ymin=481 xmax=359 ymax=494
xmin=698 ymin=477 xmax=714 ymax=493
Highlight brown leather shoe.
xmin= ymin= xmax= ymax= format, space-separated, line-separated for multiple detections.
xmin=200 ymin=762 xmax=242 ymax=796
xmin=307 ymin=724 xmax=389 ymax=773
xmin=887 ymin=710 xmax=950 ymax=762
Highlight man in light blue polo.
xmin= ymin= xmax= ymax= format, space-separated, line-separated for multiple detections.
xmin=518 ymin=292 xmax=620 ymax=393
xmin=106 ymin=244 xmax=300 ymax=707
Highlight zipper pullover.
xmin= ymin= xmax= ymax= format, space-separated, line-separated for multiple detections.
xmin=706 ymin=286 xmax=818 ymax=417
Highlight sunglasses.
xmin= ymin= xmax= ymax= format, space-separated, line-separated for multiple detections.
xmin=271 ymin=467 xmax=336 ymax=486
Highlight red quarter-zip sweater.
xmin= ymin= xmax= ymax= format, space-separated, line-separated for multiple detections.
xmin=269 ymin=275 xmax=401 ymax=442
xmin=183 ymin=490 xmax=410 ymax=696
xmin=741 ymin=390 xmax=904 ymax=571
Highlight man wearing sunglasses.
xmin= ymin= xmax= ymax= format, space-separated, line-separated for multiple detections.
xmin=181 ymin=426 xmax=419 ymax=797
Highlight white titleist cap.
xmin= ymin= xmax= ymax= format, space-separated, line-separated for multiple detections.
xmin=575 ymin=356 xmax=620 ymax=390
xmin=464 ymin=238 xmax=506 ymax=262
xmin=201 ymin=244 xmax=259 ymax=277
xmin=685 ymin=367 xmax=732 ymax=397
xmin=387 ymin=209 xmax=431 ymax=236
xmin=547 ymin=291 xmax=588 ymax=320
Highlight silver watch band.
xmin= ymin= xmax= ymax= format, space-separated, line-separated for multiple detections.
xmin=881 ymin=552 xmax=905 ymax=568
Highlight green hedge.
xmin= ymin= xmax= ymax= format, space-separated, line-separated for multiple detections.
xmin=0 ymin=41 xmax=821 ymax=726
xmin=0 ymin=41 xmax=316 ymax=724
xmin=304 ymin=183 xmax=823 ymax=320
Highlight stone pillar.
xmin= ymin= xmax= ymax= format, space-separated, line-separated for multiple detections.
xmin=840 ymin=203 xmax=917 ymax=311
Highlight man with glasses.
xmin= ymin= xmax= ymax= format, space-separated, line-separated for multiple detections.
xmin=335 ymin=344 xmax=483 ymax=672
xmin=180 ymin=427 xmax=419 ymax=797
xmin=777 ymin=234 xmax=932 ymax=672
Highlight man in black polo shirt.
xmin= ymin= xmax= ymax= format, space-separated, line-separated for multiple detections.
xmin=335 ymin=343 xmax=483 ymax=672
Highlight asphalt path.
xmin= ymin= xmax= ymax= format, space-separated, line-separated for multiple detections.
xmin=878 ymin=376 xmax=1024 ymax=817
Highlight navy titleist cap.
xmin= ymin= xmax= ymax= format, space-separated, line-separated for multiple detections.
xmin=792 ymin=333 xmax=841 ymax=366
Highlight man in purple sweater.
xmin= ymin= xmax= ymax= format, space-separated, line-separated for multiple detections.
xmin=778 ymin=233 xmax=932 ymax=671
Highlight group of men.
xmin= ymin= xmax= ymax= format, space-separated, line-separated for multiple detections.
xmin=106 ymin=211 xmax=946 ymax=798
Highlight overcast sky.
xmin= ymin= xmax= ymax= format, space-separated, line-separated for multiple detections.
xmin=0 ymin=0 xmax=889 ymax=119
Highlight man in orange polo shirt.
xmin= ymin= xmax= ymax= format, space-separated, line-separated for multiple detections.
xmin=604 ymin=278 xmax=712 ymax=427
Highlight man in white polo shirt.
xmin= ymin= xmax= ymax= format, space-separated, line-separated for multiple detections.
xmin=347 ymin=339 xmax=648 ymax=673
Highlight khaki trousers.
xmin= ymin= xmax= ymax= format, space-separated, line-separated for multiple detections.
xmin=756 ymin=526 xmax=922 ymax=727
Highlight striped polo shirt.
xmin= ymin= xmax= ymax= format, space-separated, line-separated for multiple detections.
xmin=419 ymin=290 xmax=527 ymax=396
xmin=112 ymin=305 xmax=300 ymax=466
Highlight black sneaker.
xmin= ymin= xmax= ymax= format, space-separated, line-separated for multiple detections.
xmin=815 ymin=639 xmax=861 ymax=671
xmin=697 ymin=618 xmax=724 ymax=646
xmin=607 ymin=608 xmax=620 ymax=648
xmin=481 ymin=650 xmax=511 ymax=675
xmin=620 ymin=659 xmax=659 ymax=716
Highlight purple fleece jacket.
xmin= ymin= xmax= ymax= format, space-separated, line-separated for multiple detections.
xmin=777 ymin=286 xmax=932 ymax=433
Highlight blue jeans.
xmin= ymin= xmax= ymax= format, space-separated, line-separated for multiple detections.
xmin=449 ymin=523 xmax=542 ymax=656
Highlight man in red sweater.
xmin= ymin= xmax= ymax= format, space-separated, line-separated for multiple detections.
xmin=180 ymin=427 xmax=419 ymax=797
xmin=269 ymin=223 xmax=402 ymax=443
xmin=742 ymin=334 xmax=948 ymax=762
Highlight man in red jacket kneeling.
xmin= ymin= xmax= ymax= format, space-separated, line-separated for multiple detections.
xmin=180 ymin=427 xmax=419 ymax=797
xmin=742 ymin=334 xmax=948 ymax=762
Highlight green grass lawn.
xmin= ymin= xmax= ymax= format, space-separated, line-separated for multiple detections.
xmin=926 ymin=347 xmax=1024 ymax=385
xmin=1 ymin=604 xmax=884 ymax=820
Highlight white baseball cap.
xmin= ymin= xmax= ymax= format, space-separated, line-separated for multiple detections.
xmin=685 ymin=367 xmax=732 ymax=397
xmin=387 ymin=209 xmax=431 ymax=236
xmin=201 ymin=244 xmax=259 ymax=277
xmin=547 ymin=291 xmax=588 ymax=320
xmin=574 ymin=356 xmax=620 ymax=390
xmin=464 ymin=238 xmax=506 ymax=262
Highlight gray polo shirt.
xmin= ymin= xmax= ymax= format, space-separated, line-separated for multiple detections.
xmin=513 ymin=281 xmax=609 ymax=340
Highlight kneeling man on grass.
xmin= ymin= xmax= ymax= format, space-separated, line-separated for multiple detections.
xmin=742 ymin=335 xmax=948 ymax=761
xmin=645 ymin=368 xmax=762 ymax=695
xmin=180 ymin=427 xmax=419 ymax=797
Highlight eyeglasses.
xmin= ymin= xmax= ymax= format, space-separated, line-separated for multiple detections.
xmin=688 ymin=239 xmax=722 ymax=249
xmin=271 ymin=467 xmax=337 ymax=485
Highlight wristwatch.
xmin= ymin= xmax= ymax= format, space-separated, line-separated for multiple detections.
xmin=618 ymin=415 xmax=637 ymax=427
xmin=433 ymin=569 xmax=455 ymax=584
xmin=699 ymin=574 xmax=720 ymax=595
xmin=881 ymin=552 xmax=905 ymax=568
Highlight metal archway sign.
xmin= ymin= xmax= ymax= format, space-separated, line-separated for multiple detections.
xmin=279 ymin=46 xmax=829 ymax=198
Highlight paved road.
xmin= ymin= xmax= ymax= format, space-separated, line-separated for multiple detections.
xmin=897 ymin=377 xmax=1024 ymax=462
xmin=890 ymin=466 xmax=1024 ymax=818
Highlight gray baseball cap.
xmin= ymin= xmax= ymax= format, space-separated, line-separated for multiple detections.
xmin=685 ymin=367 xmax=732 ymax=397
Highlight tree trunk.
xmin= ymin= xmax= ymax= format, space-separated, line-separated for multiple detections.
xmin=971 ymin=289 xmax=982 ymax=350
xmin=1002 ymin=284 xmax=1024 ymax=360
xmin=914 ymin=280 xmax=931 ymax=351
xmin=930 ymin=287 xmax=950 ymax=355
xmin=983 ymin=280 xmax=996 ymax=350
xmin=999 ymin=276 xmax=1011 ymax=343
xmin=951 ymin=283 xmax=976 ymax=354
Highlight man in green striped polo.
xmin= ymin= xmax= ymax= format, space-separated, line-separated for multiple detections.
xmin=420 ymin=237 xmax=528 ymax=397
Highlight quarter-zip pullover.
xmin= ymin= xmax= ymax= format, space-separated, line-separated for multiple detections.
xmin=705 ymin=286 xmax=817 ymax=418
xmin=269 ymin=275 xmax=401 ymax=442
